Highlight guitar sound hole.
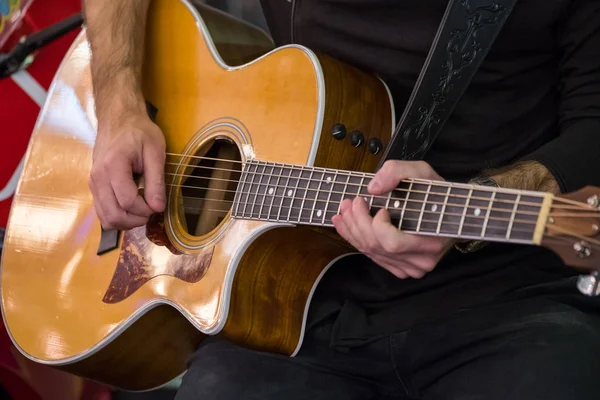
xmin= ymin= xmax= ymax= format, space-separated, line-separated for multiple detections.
xmin=178 ymin=138 xmax=242 ymax=237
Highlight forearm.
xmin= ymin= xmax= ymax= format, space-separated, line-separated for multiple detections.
xmin=83 ymin=0 xmax=150 ymax=123
xmin=483 ymin=160 xmax=561 ymax=194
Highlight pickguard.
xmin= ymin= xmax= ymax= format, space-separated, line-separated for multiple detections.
xmin=102 ymin=213 xmax=213 ymax=304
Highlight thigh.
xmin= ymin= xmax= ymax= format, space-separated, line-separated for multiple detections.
xmin=174 ymin=338 xmax=379 ymax=400
xmin=407 ymin=297 xmax=600 ymax=400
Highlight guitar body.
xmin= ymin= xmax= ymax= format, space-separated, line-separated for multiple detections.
xmin=0 ymin=0 xmax=393 ymax=391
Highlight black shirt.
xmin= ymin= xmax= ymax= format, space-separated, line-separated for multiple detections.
xmin=255 ymin=0 xmax=600 ymax=347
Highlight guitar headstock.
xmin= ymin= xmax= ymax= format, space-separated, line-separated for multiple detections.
xmin=541 ymin=186 xmax=600 ymax=295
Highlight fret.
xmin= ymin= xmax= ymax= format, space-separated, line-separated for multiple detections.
xmin=268 ymin=164 xmax=286 ymax=221
xmin=385 ymin=191 xmax=392 ymax=211
xmin=326 ymin=172 xmax=352 ymax=223
xmin=480 ymin=191 xmax=496 ymax=238
xmin=358 ymin=174 xmax=368 ymax=199
xmin=436 ymin=186 xmax=452 ymax=234
xmin=322 ymin=170 xmax=338 ymax=225
xmin=298 ymin=167 xmax=315 ymax=223
xmin=416 ymin=183 xmax=432 ymax=232
xmin=308 ymin=172 xmax=325 ymax=224
xmin=457 ymin=188 xmax=473 ymax=236
xmin=288 ymin=166 xmax=312 ymax=223
xmin=399 ymin=181 xmax=413 ymax=230
xmin=241 ymin=161 xmax=260 ymax=218
xmin=460 ymin=188 xmax=495 ymax=237
xmin=257 ymin=162 xmax=275 ymax=220
xmin=344 ymin=173 xmax=363 ymax=203
xmin=506 ymin=193 xmax=522 ymax=239
xmin=335 ymin=172 xmax=364 ymax=213
xmin=357 ymin=173 xmax=374 ymax=208
xmin=248 ymin=161 xmax=267 ymax=219
xmin=485 ymin=191 xmax=519 ymax=239
xmin=282 ymin=166 xmax=302 ymax=222
xmin=304 ymin=168 xmax=324 ymax=224
xmin=509 ymin=194 xmax=544 ymax=242
xmin=232 ymin=163 xmax=249 ymax=217
xmin=440 ymin=187 xmax=467 ymax=236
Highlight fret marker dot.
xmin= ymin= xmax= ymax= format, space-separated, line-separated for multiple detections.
xmin=316 ymin=210 xmax=323 ymax=217
xmin=394 ymin=201 xmax=400 ymax=208
xmin=326 ymin=176 xmax=332 ymax=184
xmin=268 ymin=188 xmax=274 ymax=195
xmin=474 ymin=208 xmax=481 ymax=216
xmin=431 ymin=204 xmax=438 ymax=212
xmin=287 ymin=189 xmax=293 ymax=196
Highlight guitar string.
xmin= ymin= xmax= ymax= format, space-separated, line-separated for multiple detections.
xmin=175 ymin=203 xmax=538 ymax=236
xmin=542 ymin=235 xmax=600 ymax=250
xmin=164 ymin=182 xmax=542 ymax=221
xmin=164 ymin=168 xmax=595 ymax=213
xmin=159 ymin=167 xmax=548 ymax=209
xmin=176 ymin=194 xmax=539 ymax=226
xmin=163 ymin=160 xmax=597 ymax=211
xmin=164 ymin=164 xmax=548 ymax=207
xmin=546 ymin=224 xmax=600 ymax=246
xmin=74 ymin=150 xmax=592 ymax=209
xmin=163 ymin=153 xmax=579 ymax=206
xmin=179 ymin=195 xmax=597 ymax=221
xmin=164 ymin=159 xmax=547 ymax=205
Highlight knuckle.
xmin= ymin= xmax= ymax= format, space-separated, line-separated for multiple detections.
xmin=430 ymin=239 xmax=446 ymax=253
xmin=118 ymin=192 xmax=137 ymax=210
xmin=383 ymin=160 xmax=401 ymax=173
xmin=105 ymin=213 xmax=123 ymax=228
xmin=420 ymin=260 xmax=437 ymax=272
xmin=390 ymin=268 xmax=407 ymax=279
xmin=364 ymin=242 xmax=378 ymax=253
xmin=410 ymin=270 xmax=426 ymax=279
xmin=382 ymin=238 xmax=403 ymax=253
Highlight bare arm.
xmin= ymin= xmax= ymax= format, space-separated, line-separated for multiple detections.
xmin=83 ymin=0 xmax=150 ymax=122
xmin=84 ymin=0 xmax=166 ymax=231
xmin=486 ymin=161 xmax=561 ymax=194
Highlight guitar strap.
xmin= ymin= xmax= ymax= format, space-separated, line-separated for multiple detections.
xmin=378 ymin=0 xmax=519 ymax=167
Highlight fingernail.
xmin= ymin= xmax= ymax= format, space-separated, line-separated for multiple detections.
xmin=368 ymin=179 xmax=379 ymax=192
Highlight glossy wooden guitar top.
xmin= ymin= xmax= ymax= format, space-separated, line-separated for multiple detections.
xmin=0 ymin=0 xmax=326 ymax=362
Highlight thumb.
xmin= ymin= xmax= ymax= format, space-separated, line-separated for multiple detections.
xmin=368 ymin=161 xmax=404 ymax=195
xmin=142 ymin=143 xmax=166 ymax=212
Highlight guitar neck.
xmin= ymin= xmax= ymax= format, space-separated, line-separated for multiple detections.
xmin=231 ymin=160 xmax=552 ymax=245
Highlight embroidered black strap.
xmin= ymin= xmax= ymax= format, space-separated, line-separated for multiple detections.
xmin=378 ymin=0 xmax=518 ymax=165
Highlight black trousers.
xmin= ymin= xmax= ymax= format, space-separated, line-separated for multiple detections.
xmin=175 ymin=279 xmax=600 ymax=400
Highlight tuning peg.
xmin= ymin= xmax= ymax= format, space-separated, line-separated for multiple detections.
xmin=577 ymin=270 xmax=600 ymax=296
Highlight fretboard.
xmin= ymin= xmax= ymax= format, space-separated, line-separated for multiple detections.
xmin=231 ymin=160 xmax=547 ymax=244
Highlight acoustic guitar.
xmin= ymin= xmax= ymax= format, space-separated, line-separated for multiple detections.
xmin=1 ymin=0 xmax=599 ymax=392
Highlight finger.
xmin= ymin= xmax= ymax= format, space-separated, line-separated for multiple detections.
xmin=341 ymin=198 xmax=371 ymax=250
xmin=95 ymin=174 xmax=148 ymax=230
xmin=368 ymin=160 xmax=440 ymax=195
xmin=351 ymin=196 xmax=377 ymax=241
xmin=142 ymin=140 xmax=166 ymax=213
xmin=108 ymin=155 xmax=154 ymax=217
xmin=89 ymin=178 xmax=107 ymax=225
xmin=375 ymin=254 xmax=430 ymax=279
xmin=332 ymin=214 xmax=353 ymax=245
xmin=372 ymin=208 xmax=449 ymax=258
xmin=403 ymin=253 xmax=440 ymax=273
xmin=371 ymin=208 xmax=410 ymax=253
xmin=371 ymin=256 xmax=417 ymax=279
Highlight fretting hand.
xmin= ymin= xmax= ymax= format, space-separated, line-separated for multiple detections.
xmin=332 ymin=160 xmax=455 ymax=279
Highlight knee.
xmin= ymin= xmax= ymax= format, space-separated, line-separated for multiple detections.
xmin=176 ymin=340 xmax=249 ymax=400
